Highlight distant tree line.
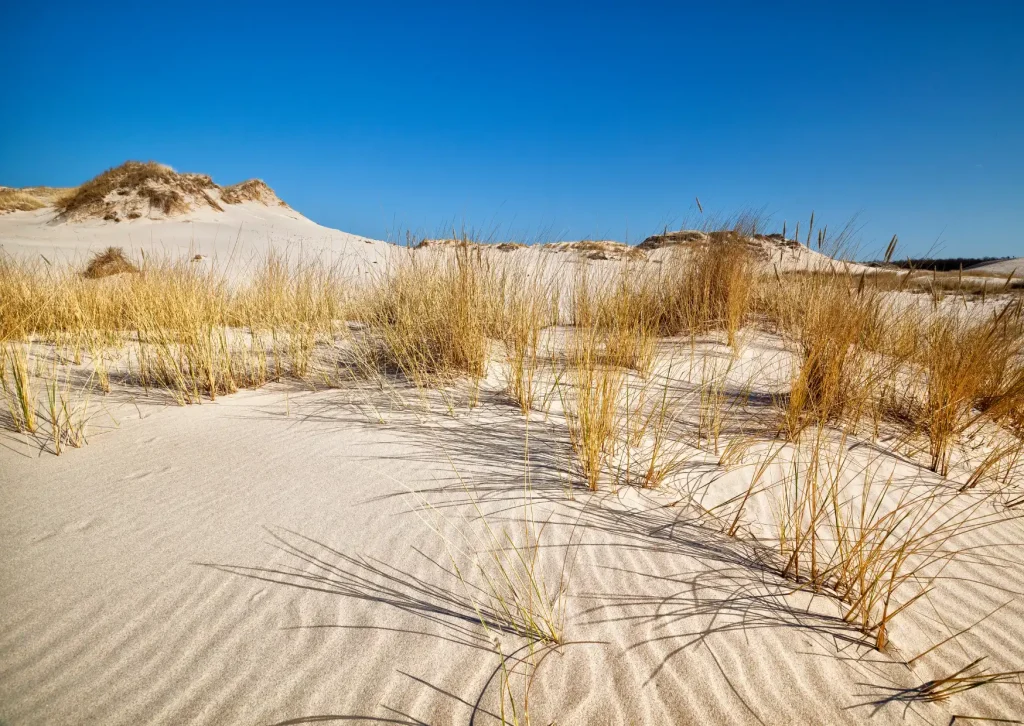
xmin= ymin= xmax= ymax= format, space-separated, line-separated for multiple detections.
xmin=865 ymin=257 xmax=1014 ymax=272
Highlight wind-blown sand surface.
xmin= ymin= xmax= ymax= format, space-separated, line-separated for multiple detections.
xmin=3 ymin=334 xmax=1024 ymax=725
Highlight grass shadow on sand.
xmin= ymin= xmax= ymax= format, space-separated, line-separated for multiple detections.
xmin=204 ymin=526 xmax=510 ymax=652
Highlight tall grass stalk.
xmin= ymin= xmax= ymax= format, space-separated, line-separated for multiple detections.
xmin=3 ymin=343 xmax=37 ymax=433
xmin=561 ymin=324 xmax=623 ymax=491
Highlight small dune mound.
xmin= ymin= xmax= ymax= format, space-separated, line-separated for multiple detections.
xmin=636 ymin=230 xmax=709 ymax=250
xmin=0 ymin=186 xmax=75 ymax=214
xmin=56 ymin=161 xmax=225 ymax=222
xmin=82 ymin=247 xmax=140 ymax=279
xmin=220 ymin=179 xmax=287 ymax=207
xmin=639 ymin=229 xmax=809 ymax=262
xmin=543 ymin=240 xmax=646 ymax=260
xmin=414 ymin=238 xmax=482 ymax=250
xmin=415 ymin=239 xmax=534 ymax=253
xmin=10 ymin=162 xmax=292 ymax=223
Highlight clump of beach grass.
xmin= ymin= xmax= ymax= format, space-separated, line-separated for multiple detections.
xmin=2 ymin=343 xmax=37 ymax=433
xmin=560 ymin=322 xmax=624 ymax=491
xmin=919 ymin=304 xmax=1024 ymax=475
xmin=0 ymin=188 xmax=48 ymax=213
xmin=618 ymin=360 xmax=688 ymax=488
xmin=501 ymin=273 xmax=548 ymax=414
xmin=42 ymin=361 xmax=91 ymax=455
xmin=83 ymin=247 xmax=140 ymax=279
xmin=764 ymin=428 xmax=1010 ymax=650
xmin=595 ymin=266 xmax=659 ymax=375
xmin=657 ymin=229 xmax=757 ymax=346
xmin=354 ymin=249 xmax=490 ymax=387
xmin=886 ymin=657 xmax=1024 ymax=703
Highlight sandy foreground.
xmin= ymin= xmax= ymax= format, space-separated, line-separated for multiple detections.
xmin=2 ymin=205 xmax=1024 ymax=725
xmin=3 ymin=333 xmax=1024 ymax=726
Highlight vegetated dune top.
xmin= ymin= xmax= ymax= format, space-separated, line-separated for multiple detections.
xmin=416 ymin=237 xmax=646 ymax=260
xmin=52 ymin=161 xmax=289 ymax=223
xmin=639 ymin=229 xmax=802 ymax=253
xmin=415 ymin=231 xmax=853 ymax=271
xmin=967 ymin=257 xmax=1024 ymax=276
xmin=637 ymin=228 xmax=853 ymax=270
xmin=3 ymin=161 xmax=294 ymax=224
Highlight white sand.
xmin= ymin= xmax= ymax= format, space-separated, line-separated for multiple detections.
xmin=968 ymin=258 xmax=1024 ymax=276
xmin=3 ymin=334 xmax=1023 ymax=725
xmin=0 ymin=204 xmax=394 ymax=276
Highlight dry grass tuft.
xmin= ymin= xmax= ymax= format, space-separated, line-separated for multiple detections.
xmin=220 ymin=179 xmax=286 ymax=206
xmin=771 ymin=276 xmax=880 ymax=438
xmin=892 ymin=657 xmax=1024 ymax=703
xmin=561 ymin=323 xmax=624 ymax=490
xmin=595 ymin=267 xmax=660 ymax=375
xmin=0 ymin=186 xmax=76 ymax=214
xmin=658 ymin=231 xmax=757 ymax=345
xmin=501 ymin=275 xmax=548 ymax=413
xmin=1 ymin=343 xmax=37 ymax=433
xmin=915 ymin=305 xmax=1024 ymax=475
xmin=354 ymin=250 xmax=491 ymax=386
xmin=768 ymin=430 xmax=1008 ymax=650
xmin=82 ymin=247 xmax=140 ymax=279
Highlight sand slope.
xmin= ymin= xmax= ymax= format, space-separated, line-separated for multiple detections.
xmin=0 ymin=203 xmax=394 ymax=276
xmin=968 ymin=258 xmax=1024 ymax=276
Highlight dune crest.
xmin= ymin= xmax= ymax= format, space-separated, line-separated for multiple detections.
xmin=20 ymin=161 xmax=293 ymax=223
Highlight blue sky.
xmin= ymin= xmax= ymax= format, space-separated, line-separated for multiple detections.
xmin=2 ymin=1 xmax=1021 ymax=258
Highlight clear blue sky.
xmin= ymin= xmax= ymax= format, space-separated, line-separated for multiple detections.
xmin=2 ymin=1 xmax=1021 ymax=258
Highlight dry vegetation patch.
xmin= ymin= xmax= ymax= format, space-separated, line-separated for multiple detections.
xmin=82 ymin=247 xmax=140 ymax=279
xmin=220 ymin=179 xmax=287 ymax=206
xmin=352 ymin=250 xmax=492 ymax=385
xmin=0 ymin=186 xmax=75 ymax=214
xmin=48 ymin=161 xmax=290 ymax=222
xmin=0 ymin=188 xmax=47 ymax=213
